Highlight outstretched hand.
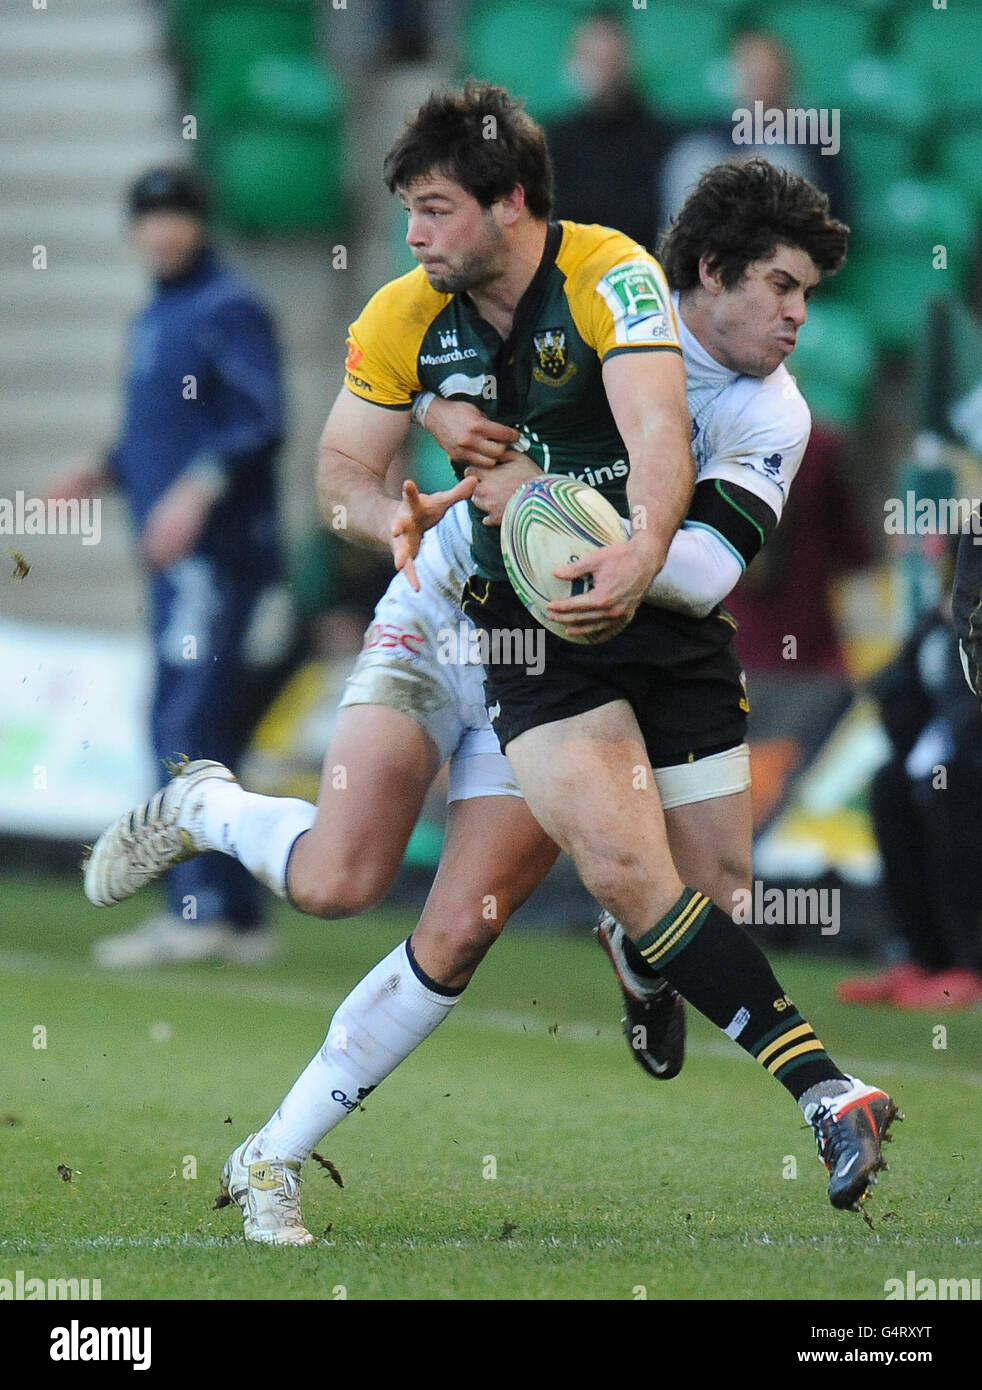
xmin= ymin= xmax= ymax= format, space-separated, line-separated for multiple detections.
xmin=390 ymin=475 xmax=477 ymax=590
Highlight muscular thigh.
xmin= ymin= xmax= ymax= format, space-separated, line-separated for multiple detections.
xmin=504 ymin=700 xmax=683 ymax=930
xmin=664 ymin=789 xmax=753 ymax=912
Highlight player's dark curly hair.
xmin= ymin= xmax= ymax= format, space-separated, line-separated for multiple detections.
xmin=383 ymin=78 xmax=554 ymax=218
xmin=658 ymin=158 xmax=849 ymax=291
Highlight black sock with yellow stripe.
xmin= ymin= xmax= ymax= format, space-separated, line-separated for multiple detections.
xmin=634 ymin=887 xmax=846 ymax=1100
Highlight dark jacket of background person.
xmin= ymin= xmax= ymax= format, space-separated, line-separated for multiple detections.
xmin=871 ymin=608 xmax=982 ymax=769
xmin=108 ymin=244 xmax=285 ymax=582
xmin=547 ymin=93 xmax=674 ymax=253
xmin=726 ymin=426 xmax=870 ymax=674
xmin=953 ymin=525 xmax=982 ymax=703
xmin=865 ymin=608 xmax=982 ymax=975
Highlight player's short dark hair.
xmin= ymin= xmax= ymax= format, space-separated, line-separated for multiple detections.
xmin=658 ymin=158 xmax=849 ymax=292
xmin=382 ymin=78 xmax=554 ymax=219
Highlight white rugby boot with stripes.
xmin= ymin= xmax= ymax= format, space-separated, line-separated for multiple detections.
xmin=83 ymin=759 xmax=236 ymax=907
xmin=217 ymin=1136 xmax=314 ymax=1246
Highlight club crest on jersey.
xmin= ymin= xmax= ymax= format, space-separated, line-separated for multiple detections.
xmin=532 ymin=328 xmax=577 ymax=387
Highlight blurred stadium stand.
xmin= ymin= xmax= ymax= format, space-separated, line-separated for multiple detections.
xmin=0 ymin=1 xmax=180 ymax=630
xmin=4 ymin=0 xmax=982 ymax=952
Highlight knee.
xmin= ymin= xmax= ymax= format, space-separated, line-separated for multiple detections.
xmin=417 ymin=903 xmax=504 ymax=974
xmin=288 ymin=862 xmax=385 ymax=920
xmin=574 ymin=843 xmax=648 ymax=912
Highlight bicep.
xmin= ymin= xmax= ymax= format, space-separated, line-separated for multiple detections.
xmin=318 ymin=388 xmax=411 ymax=481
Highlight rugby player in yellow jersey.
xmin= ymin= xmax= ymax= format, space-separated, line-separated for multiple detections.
xmin=84 ymin=83 xmax=900 ymax=1244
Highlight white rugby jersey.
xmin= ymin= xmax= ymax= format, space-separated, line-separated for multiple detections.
xmin=675 ymin=290 xmax=811 ymax=523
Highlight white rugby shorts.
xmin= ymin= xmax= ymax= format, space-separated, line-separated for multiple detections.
xmin=339 ymin=504 xmax=751 ymax=807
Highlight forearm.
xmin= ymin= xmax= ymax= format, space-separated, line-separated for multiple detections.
xmin=626 ymin=420 xmax=696 ymax=575
xmin=316 ymin=446 xmax=399 ymax=551
xmin=645 ymin=525 xmax=743 ymax=618
xmin=603 ymin=352 xmax=696 ymax=578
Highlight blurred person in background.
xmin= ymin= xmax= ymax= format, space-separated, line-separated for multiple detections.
xmin=49 ymin=166 xmax=286 ymax=967
xmin=546 ymin=6 xmax=674 ymax=253
xmin=660 ymin=31 xmax=848 ymax=228
xmin=375 ymin=0 xmax=430 ymax=65
xmin=726 ymin=422 xmax=871 ymax=722
xmin=837 ymin=578 xmax=982 ymax=1011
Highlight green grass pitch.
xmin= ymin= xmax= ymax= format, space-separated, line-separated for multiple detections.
xmin=2 ymin=870 xmax=980 ymax=1301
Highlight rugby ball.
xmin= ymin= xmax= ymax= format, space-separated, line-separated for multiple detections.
xmin=501 ymin=474 xmax=629 ymax=644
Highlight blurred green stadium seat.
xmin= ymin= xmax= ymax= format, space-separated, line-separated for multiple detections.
xmin=755 ymin=2 xmax=876 ymax=100
xmin=627 ymin=2 xmax=731 ymax=95
xmin=937 ymin=129 xmax=982 ymax=215
xmin=390 ymin=213 xmax=413 ymax=276
xmin=195 ymin=53 xmax=343 ymax=129
xmin=206 ymin=128 xmax=344 ymax=233
xmin=188 ymin=3 xmax=317 ymax=75
xmin=653 ymin=57 xmax=738 ymax=124
xmin=841 ymin=127 xmax=918 ymax=201
xmin=410 ymin=429 xmax=454 ymax=495
xmin=789 ymin=299 xmax=876 ymax=429
xmin=837 ymin=252 xmax=959 ymax=355
xmin=894 ymin=6 xmax=982 ymax=115
xmin=836 ymin=56 xmax=936 ymax=198
xmin=838 ymin=54 xmax=933 ymax=135
xmin=837 ymin=0 xmax=896 ymax=10
xmin=462 ymin=3 xmax=580 ymax=120
xmin=855 ymin=177 xmax=975 ymax=262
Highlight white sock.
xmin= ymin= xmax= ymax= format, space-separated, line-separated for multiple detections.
xmin=177 ymin=780 xmax=316 ymax=898
xmin=248 ymin=940 xmax=461 ymax=1162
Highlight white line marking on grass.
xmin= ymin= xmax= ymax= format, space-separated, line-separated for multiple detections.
xmin=3 ymin=1232 xmax=979 ymax=1257
xmin=1 ymin=947 xmax=980 ymax=1088
xmin=0 ymin=1235 xmax=239 ymax=1253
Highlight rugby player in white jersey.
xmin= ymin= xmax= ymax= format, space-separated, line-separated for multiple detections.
xmin=84 ymin=85 xmax=900 ymax=1244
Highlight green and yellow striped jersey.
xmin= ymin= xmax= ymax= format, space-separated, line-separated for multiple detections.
xmin=343 ymin=220 xmax=681 ymax=580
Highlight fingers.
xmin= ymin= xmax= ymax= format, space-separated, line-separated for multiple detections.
xmin=478 ymin=419 xmax=522 ymax=444
xmin=547 ymin=603 xmax=625 ymax=640
xmin=443 ymin=474 xmax=478 ymax=505
xmin=391 ymin=535 xmax=421 ymax=592
xmin=548 ymin=587 xmax=628 ymax=620
xmin=454 ymin=439 xmax=511 ymax=467
xmin=547 ymin=595 xmax=603 ymax=618
xmin=403 ymin=554 xmax=420 ymax=591
xmin=402 ymin=477 xmax=423 ymax=518
xmin=553 ymin=554 xmax=598 ymax=581
xmin=453 ymin=418 xmax=519 ymax=467
xmin=558 ymin=617 xmax=619 ymax=639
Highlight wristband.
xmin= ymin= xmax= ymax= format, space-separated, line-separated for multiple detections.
xmin=410 ymin=390 xmax=436 ymax=428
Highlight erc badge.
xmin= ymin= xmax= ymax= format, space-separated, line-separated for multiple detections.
xmin=532 ymin=327 xmax=577 ymax=387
